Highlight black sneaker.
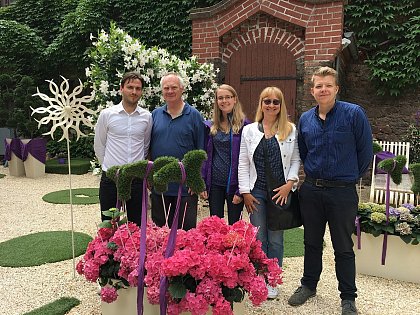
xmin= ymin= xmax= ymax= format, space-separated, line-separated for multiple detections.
xmin=288 ymin=285 xmax=316 ymax=306
xmin=341 ymin=300 xmax=358 ymax=315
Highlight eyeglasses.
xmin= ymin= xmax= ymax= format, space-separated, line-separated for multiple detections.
xmin=263 ymin=99 xmax=281 ymax=106
xmin=217 ymin=95 xmax=234 ymax=101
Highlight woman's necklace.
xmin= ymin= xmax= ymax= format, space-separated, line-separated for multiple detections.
xmin=263 ymin=122 xmax=276 ymax=138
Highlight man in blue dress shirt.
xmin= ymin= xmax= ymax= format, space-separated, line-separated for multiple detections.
xmin=150 ymin=72 xmax=205 ymax=230
xmin=288 ymin=66 xmax=373 ymax=315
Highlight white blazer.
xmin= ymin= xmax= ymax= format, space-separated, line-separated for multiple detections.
xmin=238 ymin=122 xmax=300 ymax=194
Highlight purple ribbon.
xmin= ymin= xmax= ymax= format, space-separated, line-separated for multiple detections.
xmin=115 ymin=169 xmax=121 ymax=210
xmin=159 ymin=162 xmax=186 ymax=315
xmin=21 ymin=138 xmax=47 ymax=163
xmin=137 ymin=161 xmax=153 ymax=315
xmin=4 ymin=138 xmax=23 ymax=161
xmin=4 ymin=138 xmax=47 ymax=163
xmin=355 ymin=216 xmax=361 ymax=249
xmin=381 ymin=160 xmax=396 ymax=265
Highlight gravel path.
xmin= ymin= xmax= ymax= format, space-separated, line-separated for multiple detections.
xmin=0 ymin=166 xmax=418 ymax=315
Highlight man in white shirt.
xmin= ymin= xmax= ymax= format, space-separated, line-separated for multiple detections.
xmin=94 ymin=71 xmax=153 ymax=225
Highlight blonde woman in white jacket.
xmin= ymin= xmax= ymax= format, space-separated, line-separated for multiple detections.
xmin=238 ymin=86 xmax=300 ymax=298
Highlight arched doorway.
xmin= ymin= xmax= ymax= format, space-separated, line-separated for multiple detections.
xmin=225 ymin=42 xmax=297 ymax=122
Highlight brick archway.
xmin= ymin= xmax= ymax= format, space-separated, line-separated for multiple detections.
xmin=190 ymin=0 xmax=347 ymax=116
xmin=222 ymin=25 xmax=305 ymax=62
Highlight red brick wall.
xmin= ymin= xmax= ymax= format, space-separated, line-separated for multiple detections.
xmin=191 ymin=0 xmax=346 ymax=112
xmin=191 ymin=0 xmax=344 ymax=63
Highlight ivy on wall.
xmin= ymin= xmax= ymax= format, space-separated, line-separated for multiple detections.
xmin=345 ymin=0 xmax=419 ymax=96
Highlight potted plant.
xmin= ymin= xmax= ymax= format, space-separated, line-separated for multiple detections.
xmin=77 ymin=209 xmax=282 ymax=314
xmin=353 ymin=202 xmax=420 ymax=283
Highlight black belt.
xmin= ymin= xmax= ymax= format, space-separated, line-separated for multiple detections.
xmin=305 ymin=177 xmax=355 ymax=188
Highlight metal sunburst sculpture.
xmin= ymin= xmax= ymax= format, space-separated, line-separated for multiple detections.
xmin=32 ymin=76 xmax=96 ymax=277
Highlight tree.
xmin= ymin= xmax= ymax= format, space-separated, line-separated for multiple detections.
xmin=0 ymin=20 xmax=45 ymax=77
xmin=345 ymin=0 xmax=420 ymax=96
xmin=0 ymin=74 xmax=44 ymax=138
xmin=0 ymin=0 xmax=77 ymax=44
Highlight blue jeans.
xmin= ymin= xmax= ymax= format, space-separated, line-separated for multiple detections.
xmin=209 ymin=184 xmax=244 ymax=225
xmin=250 ymin=187 xmax=284 ymax=267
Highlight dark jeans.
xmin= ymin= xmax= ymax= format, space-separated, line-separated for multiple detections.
xmin=208 ymin=184 xmax=244 ymax=225
xmin=299 ymin=181 xmax=358 ymax=301
xmin=151 ymin=192 xmax=198 ymax=231
xmin=99 ymin=172 xmax=143 ymax=226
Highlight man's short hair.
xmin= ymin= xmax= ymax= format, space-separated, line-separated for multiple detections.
xmin=121 ymin=71 xmax=145 ymax=88
xmin=160 ymin=72 xmax=185 ymax=89
xmin=311 ymin=66 xmax=338 ymax=86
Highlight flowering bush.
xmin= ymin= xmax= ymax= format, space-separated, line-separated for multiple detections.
xmin=86 ymin=22 xmax=218 ymax=118
xmin=357 ymin=202 xmax=420 ymax=245
xmin=77 ymin=210 xmax=282 ymax=314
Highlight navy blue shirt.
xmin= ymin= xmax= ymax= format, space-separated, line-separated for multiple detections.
xmin=212 ymin=131 xmax=230 ymax=186
xmin=298 ymin=101 xmax=373 ymax=182
xmin=253 ymin=136 xmax=285 ymax=190
xmin=151 ymin=102 xmax=205 ymax=196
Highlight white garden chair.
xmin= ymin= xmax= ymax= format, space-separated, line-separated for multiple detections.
xmin=369 ymin=141 xmax=415 ymax=206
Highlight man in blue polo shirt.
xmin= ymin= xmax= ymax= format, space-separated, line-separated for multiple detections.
xmin=150 ymin=72 xmax=205 ymax=230
xmin=288 ymin=66 xmax=372 ymax=315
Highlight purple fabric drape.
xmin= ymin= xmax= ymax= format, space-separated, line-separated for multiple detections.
xmin=21 ymin=138 xmax=47 ymax=163
xmin=4 ymin=138 xmax=23 ymax=161
xmin=159 ymin=162 xmax=186 ymax=315
xmin=4 ymin=138 xmax=46 ymax=163
xmin=137 ymin=161 xmax=154 ymax=315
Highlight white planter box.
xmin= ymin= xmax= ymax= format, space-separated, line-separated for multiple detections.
xmin=352 ymin=233 xmax=420 ymax=284
xmin=101 ymin=286 xmax=246 ymax=315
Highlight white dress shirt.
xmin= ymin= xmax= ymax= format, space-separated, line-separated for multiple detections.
xmin=94 ymin=102 xmax=153 ymax=171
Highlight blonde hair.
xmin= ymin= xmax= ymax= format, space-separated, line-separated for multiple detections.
xmin=210 ymin=84 xmax=245 ymax=135
xmin=311 ymin=66 xmax=338 ymax=87
xmin=255 ymin=86 xmax=293 ymax=141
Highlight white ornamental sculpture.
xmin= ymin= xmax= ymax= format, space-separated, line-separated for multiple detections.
xmin=32 ymin=77 xmax=97 ymax=277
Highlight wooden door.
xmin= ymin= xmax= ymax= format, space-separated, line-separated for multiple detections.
xmin=225 ymin=43 xmax=297 ymax=123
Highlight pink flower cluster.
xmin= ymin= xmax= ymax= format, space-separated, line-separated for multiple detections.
xmin=77 ymin=216 xmax=282 ymax=314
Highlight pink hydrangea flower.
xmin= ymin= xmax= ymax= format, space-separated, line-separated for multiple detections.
xmin=101 ymin=286 xmax=118 ymax=303
xmin=77 ymin=215 xmax=283 ymax=310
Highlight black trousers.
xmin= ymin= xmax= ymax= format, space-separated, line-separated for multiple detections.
xmin=99 ymin=172 xmax=143 ymax=226
xmin=151 ymin=192 xmax=198 ymax=231
xmin=299 ymin=181 xmax=358 ymax=301
xmin=208 ymin=184 xmax=244 ymax=225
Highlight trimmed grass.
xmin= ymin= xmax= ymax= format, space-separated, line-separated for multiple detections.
xmin=23 ymin=297 xmax=80 ymax=315
xmin=42 ymin=188 xmax=99 ymax=204
xmin=284 ymin=227 xmax=304 ymax=257
xmin=45 ymin=158 xmax=91 ymax=175
xmin=0 ymin=231 xmax=93 ymax=267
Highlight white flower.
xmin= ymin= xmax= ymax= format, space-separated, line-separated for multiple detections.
xmin=98 ymin=31 xmax=108 ymax=42
xmin=99 ymin=81 xmax=109 ymax=95
xmin=85 ymin=67 xmax=92 ymax=77
xmin=88 ymin=25 xmax=217 ymax=114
